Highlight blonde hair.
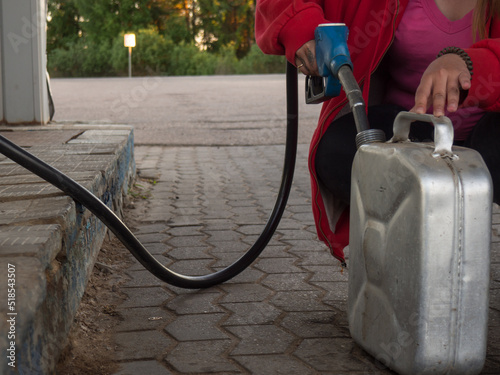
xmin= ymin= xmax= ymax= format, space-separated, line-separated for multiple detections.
xmin=474 ymin=0 xmax=500 ymax=39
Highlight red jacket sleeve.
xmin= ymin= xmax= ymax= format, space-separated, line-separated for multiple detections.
xmin=465 ymin=39 xmax=500 ymax=111
xmin=464 ymin=18 xmax=500 ymax=111
xmin=255 ymin=0 xmax=328 ymax=63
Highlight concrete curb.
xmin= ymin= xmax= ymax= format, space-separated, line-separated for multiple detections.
xmin=0 ymin=125 xmax=135 ymax=374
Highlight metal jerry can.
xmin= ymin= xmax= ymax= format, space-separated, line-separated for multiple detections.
xmin=348 ymin=111 xmax=492 ymax=375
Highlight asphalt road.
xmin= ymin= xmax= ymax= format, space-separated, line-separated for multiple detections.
xmin=49 ymin=74 xmax=320 ymax=146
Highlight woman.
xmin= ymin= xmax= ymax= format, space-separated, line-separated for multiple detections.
xmin=255 ymin=0 xmax=500 ymax=265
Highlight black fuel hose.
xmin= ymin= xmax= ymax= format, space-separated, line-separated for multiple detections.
xmin=0 ymin=62 xmax=298 ymax=289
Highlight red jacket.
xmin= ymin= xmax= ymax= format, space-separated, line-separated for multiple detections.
xmin=255 ymin=0 xmax=500 ymax=264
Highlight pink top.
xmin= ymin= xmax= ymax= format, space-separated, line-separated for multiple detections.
xmin=384 ymin=0 xmax=484 ymax=140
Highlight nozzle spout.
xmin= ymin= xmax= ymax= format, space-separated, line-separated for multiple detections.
xmin=337 ymin=65 xmax=368 ymax=133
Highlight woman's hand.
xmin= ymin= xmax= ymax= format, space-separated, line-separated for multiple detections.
xmin=411 ymin=54 xmax=471 ymax=117
xmin=295 ymin=40 xmax=319 ymax=76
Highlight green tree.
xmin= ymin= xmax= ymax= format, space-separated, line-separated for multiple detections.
xmin=72 ymin=0 xmax=154 ymax=42
xmin=196 ymin=0 xmax=255 ymax=58
xmin=47 ymin=0 xmax=81 ymax=53
xmin=151 ymin=0 xmax=192 ymax=43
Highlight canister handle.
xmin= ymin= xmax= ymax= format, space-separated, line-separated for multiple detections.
xmin=390 ymin=111 xmax=457 ymax=159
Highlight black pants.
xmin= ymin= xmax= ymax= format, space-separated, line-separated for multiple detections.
xmin=315 ymin=104 xmax=500 ymax=205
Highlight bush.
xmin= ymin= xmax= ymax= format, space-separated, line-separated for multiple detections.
xmin=168 ymin=42 xmax=218 ymax=76
xmin=236 ymin=44 xmax=287 ymax=74
xmin=111 ymin=28 xmax=174 ymax=76
xmin=48 ymin=28 xmax=287 ymax=77
xmin=48 ymin=39 xmax=114 ymax=77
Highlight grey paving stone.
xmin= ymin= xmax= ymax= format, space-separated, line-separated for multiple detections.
xmin=135 ymin=208 xmax=173 ymax=225
xmin=276 ymin=217 xmax=309 ymax=229
xmin=303 ymin=265 xmax=349 ymax=282
xmin=171 ymin=203 xmax=201 ymax=217
xmin=137 ymin=242 xmax=172 ymax=256
xmin=165 ymin=214 xmax=203 ymax=226
xmin=294 ymin=337 xmax=390 ymax=373
xmin=270 ymin=291 xmax=332 ymax=312
xmin=254 ymin=257 xmax=303 ymax=274
xmin=313 ymin=281 xmax=349 ymax=302
xmin=286 ymin=239 xmax=328 ymax=251
xmin=206 ymin=240 xmax=250 ymax=253
xmin=219 ymin=284 xmax=272 ymax=303
xmin=135 ymin=232 xmax=171 ymax=244
xmin=237 ymin=224 xmax=267 ymax=235
xmin=137 ymin=168 xmax=161 ymax=180
xmin=201 ymin=218 xmax=239 ymax=231
xmin=280 ymin=311 xmax=350 ymax=339
xmin=233 ymin=354 xmax=315 ymax=375
xmin=230 ymin=206 xmax=261 ymax=216
xmin=120 ymin=286 xmax=172 ymax=308
xmin=291 ymin=212 xmax=319 ymax=224
xmin=114 ymin=360 xmax=174 ymax=375
xmin=256 ymin=245 xmax=294 ymax=258
xmin=287 ymin=204 xmax=314 ymax=213
xmin=126 ymin=255 xmax=171 ymax=272
xmin=261 ymin=273 xmax=317 ymax=292
xmin=167 ymin=246 xmax=213 ymax=260
xmin=322 ymin=301 xmax=350 ymax=327
xmin=166 ymin=340 xmax=239 ymax=373
xmin=294 ymin=251 xmax=338 ymax=267
xmin=232 ymin=214 xmax=266 ymax=225
xmin=133 ymin=223 xmax=168 ymax=234
xmin=166 ymin=292 xmax=225 ymax=315
xmin=276 ymin=229 xmax=317 ymax=241
xmin=241 ymin=235 xmax=287 ymax=248
xmin=227 ymin=199 xmax=255 ymax=207
xmin=219 ymin=268 xmax=265 ymax=284
xmin=165 ymin=259 xmax=217 ymax=276
xmin=209 ymin=252 xmax=247 ymax=268
xmin=164 ymin=313 xmax=227 ymax=341
xmin=114 ymin=330 xmax=174 ymax=361
xmin=166 ymin=234 xmax=208 ymax=248
xmin=171 ymin=199 xmax=201 ymax=208
xmin=227 ymin=325 xmax=296 ymax=355
xmin=115 ymin=306 xmax=172 ymax=332
xmin=166 ymin=225 xmax=203 ymax=236
xmin=221 ymin=302 xmax=282 ymax=326
xmin=203 ymin=229 xmax=243 ymax=242
xmin=123 ymin=269 xmax=168 ymax=288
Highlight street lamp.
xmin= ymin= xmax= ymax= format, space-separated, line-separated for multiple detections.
xmin=124 ymin=33 xmax=136 ymax=77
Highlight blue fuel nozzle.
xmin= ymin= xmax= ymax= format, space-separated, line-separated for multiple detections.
xmin=306 ymin=23 xmax=353 ymax=104
xmin=304 ymin=24 xmax=385 ymax=146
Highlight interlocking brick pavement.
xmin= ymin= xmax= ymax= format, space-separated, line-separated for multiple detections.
xmin=111 ymin=144 xmax=500 ymax=374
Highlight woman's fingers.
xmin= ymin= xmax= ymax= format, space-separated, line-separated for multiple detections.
xmin=295 ymin=40 xmax=319 ymax=76
xmin=411 ymin=54 xmax=471 ymax=116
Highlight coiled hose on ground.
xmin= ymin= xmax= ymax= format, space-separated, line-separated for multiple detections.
xmin=0 ymin=62 xmax=298 ymax=289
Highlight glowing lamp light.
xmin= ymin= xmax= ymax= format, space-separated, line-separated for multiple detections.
xmin=124 ymin=33 xmax=136 ymax=48
xmin=124 ymin=33 xmax=136 ymax=77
